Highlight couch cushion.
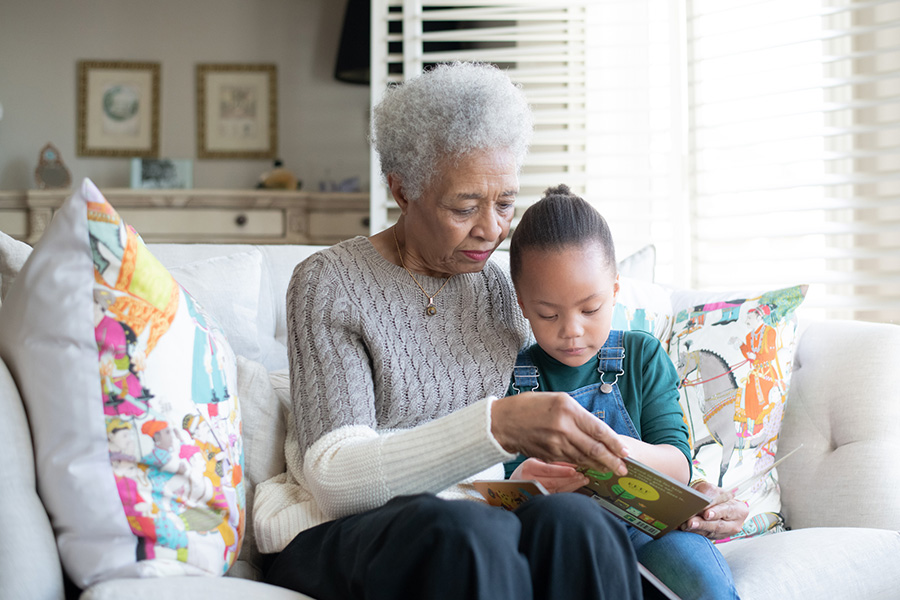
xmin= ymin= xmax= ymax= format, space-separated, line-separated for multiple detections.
xmin=718 ymin=527 xmax=900 ymax=600
xmin=667 ymin=285 xmax=807 ymax=540
xmin=0 ymin=230 xmax=32 ymax=304
xmin=255 ymin=245 xmax=329 ymax=371
xmin=81 ymin=575 xmax=314 ymax=600
xmin=0 ymin=179 xmax=246 ymax=587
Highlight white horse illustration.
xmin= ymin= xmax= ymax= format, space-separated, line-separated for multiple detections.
xmin=676 ymin=345 xmax=746 ymax=487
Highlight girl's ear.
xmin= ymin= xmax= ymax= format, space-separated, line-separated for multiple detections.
xmin=613 ymin=273 xmax=620 ymax=301
xmin=387 ymin=174 xmax=410 ymax=215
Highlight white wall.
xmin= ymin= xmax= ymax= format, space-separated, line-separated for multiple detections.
xmin=0 ymin=0 xmax=370 ymax=191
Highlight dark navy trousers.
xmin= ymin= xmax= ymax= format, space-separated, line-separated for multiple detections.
xmin=265 ymin=492 xmax=644 ymax=600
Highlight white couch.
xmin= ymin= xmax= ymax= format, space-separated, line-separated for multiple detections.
xmin=2 ymin=241 xmax=900 ymax=600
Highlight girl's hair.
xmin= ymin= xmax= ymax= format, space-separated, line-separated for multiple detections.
xmin=510 ymin=184 xmax=616 ymax=285
xmin=370 ymin=62 xmax=533 ymax=202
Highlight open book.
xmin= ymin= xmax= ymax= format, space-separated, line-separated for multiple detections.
xmin=472 ymin=446 xmax=801 ymax=540
xmin=472 ymin=457 xmax=707 ymax=539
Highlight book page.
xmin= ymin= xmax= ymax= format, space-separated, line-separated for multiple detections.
xmin=576 ymin=457 xmax=711 ymax=539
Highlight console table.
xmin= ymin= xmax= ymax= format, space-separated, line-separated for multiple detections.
xmin=0 ymin=188 xmax=370 ymax=245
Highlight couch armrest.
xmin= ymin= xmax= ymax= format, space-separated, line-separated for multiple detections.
xmin=0 ymin=358 xmax=66 ymax=600
xmin=778 ymin=319 xmax=900 ymax=530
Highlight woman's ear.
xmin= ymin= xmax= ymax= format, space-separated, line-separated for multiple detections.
xmin=387 ymin=174 xmax=410 ymax=215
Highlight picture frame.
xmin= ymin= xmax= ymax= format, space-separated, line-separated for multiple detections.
xmin=77 ymin=60 xmax=160 ymax=157
xmin=196 ymin=63 xmax=277 ymax=159
xmin=130 ymin=158 xmax=193 ymax=189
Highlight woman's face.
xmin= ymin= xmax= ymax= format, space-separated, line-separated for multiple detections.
xmin=400 ymin=149 xmax=518 ymax=277
xmin=515 ymin=244 xmax=619 ymax=368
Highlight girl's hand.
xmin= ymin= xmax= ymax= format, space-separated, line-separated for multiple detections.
xmin=511 ymin=458 xmax=590 ymax=494
xmin=491 ymin=391 xmax=630 ymax=476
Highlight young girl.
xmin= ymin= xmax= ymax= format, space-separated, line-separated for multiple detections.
xmin=506 ymin=185 xmax=739 ymax=600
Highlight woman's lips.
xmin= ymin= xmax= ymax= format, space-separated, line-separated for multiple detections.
xmin=462 ymin=250 xmax=493 ymax=262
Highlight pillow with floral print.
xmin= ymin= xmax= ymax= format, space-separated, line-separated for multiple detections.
xmin=0 ymin=179 xmax=245 ymax=586
xmin=666 ymin=285 xmax=807 ymax=542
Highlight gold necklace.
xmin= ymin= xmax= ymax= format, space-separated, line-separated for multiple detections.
xmin=393 ymin=227 xmax=453 ymax=317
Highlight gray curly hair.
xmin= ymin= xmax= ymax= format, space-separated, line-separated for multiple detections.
xmin=371 ymin=62 xmax=533 ymax=202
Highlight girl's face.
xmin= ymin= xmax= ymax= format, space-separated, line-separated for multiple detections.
xmin=515 ymin=244 xmax=619 ymax=368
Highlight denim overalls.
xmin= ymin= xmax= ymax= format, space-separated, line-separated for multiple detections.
xmin=513 ymin=330 xmax=639 ymax=440
xmin=510 ymin=329 xmax=740 ymax=600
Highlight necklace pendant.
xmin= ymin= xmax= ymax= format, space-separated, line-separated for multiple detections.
xmin=425 ymin=297 xmax=437 ymax=317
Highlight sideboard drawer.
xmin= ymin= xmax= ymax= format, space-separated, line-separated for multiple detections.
xmin=117 ymin=208 xmax=284 ymax=240
xmin=0 ymin=210 xmax=28 ymax=239
xmin=307 ymin=210 xmax=370 ymax=242
xmin=15 ymin=189 xmax=369 ymax=245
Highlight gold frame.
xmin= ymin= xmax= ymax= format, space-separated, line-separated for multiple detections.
xmin=196 ymin=63 xmax=278 ymax=160
xmin=77 ymin=60 xmax=160 ymax=157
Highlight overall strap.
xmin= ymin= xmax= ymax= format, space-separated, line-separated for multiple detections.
xmin=597 ymin=330 xmax=626 ymax=384
xmin=512 ymin=348 xmax=540 ymax=394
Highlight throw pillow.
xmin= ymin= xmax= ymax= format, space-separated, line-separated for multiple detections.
xmin=667 ymin=284 xmax=807 ymax=541
xmin=0 ymin=179 xmax=245 ymax=586
xmin=234 ymin=356 xmax=286 ymax=572
xmin=168 ymin=251 xmax=263 ymax=363
xmin=617 ymin=244 xmax=656 ymax=282
xmin=613 ymin=275 xmax=673 ymax=343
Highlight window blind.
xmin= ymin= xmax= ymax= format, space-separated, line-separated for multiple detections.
xmin=369 ymin=0 xmax=685 ymax=281
xmin=369 ymin=1 xmax=589 ymax=230
xmin=370 ymin=0 xmax=900 ymax=323
xmin=686 ymin=0 xmax=900 ymax=322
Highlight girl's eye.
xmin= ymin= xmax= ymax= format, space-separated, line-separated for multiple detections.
xmin=584 ymin=307 xmax=601 ymax=315
xmin=538 ymin=314 xmax=557 ymax=321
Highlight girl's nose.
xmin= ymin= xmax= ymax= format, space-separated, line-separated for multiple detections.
xmin=560 ymin=317 xmax=584 ymax=339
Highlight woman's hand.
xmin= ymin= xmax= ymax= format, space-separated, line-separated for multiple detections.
xmin=491 ymin=392 xmax=630 ymax=476
xmin=680 ymin=480 xmax=749 ymax=539
xmin=511 ymin=458 xmax=590 ymax=494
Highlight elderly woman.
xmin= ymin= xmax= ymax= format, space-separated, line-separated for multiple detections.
xmin=254 ymin=62 xmax=746 ymax=600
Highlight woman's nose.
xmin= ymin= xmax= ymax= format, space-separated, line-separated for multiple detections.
xmin=473 ymin=211 xmax=502 ymax=241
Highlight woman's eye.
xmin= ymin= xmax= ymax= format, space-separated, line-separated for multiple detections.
xmin=497 ymin=202 xmax=515 ymax=212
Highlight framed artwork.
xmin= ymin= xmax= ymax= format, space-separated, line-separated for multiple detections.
xmin=196 ymin=63 xmax=277 ymax=159
xmin=130 ymin=158 xmax=193 ymax=189
xmin=77 ymin=60 xmax=160 ymax=157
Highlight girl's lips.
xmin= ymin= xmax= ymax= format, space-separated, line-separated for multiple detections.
xmin=561 ymin=347 xmax=586 ymax=355
xmin=462 ymin=250 xmax=492 ymax=261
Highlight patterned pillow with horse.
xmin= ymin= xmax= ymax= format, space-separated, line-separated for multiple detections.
xmin=667 ymin=285 xmax=807 ymax=542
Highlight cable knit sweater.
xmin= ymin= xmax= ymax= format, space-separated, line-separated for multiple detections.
xmin=253 ymin=236 xmax=530 ymax=554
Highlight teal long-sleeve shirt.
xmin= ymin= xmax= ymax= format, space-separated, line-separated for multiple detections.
xmin=505 ymin=330 xmax=691 ymax=478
